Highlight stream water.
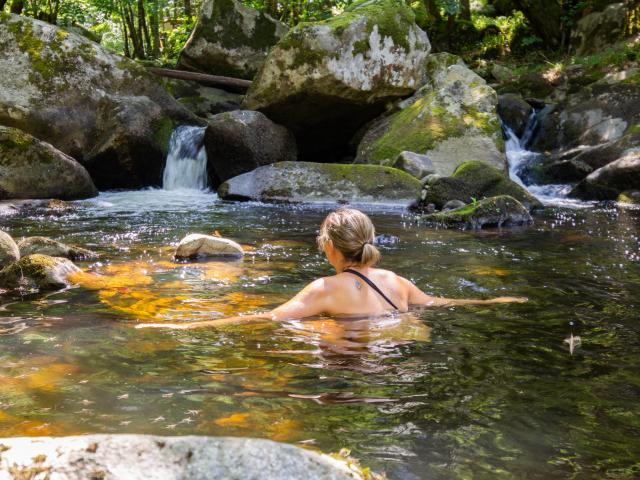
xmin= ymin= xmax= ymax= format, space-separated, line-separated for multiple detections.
xmin=1 ymin=126 xmax=639 ymax=479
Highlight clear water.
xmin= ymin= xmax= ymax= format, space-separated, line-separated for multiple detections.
xmin=1 ymin=189 xmax=639 ymax=479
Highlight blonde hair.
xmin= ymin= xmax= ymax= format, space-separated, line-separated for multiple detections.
xmin=316 ymin=208 xmax=381 ymax=266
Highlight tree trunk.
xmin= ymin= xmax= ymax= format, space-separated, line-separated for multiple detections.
xmin=125 ymin=2 xmax=145 ymax=59
xmin=0 ymin=0 xmax=8 ymax=11
xmin=460 ymin=0 xmax=471 ymax=21
xmin=137 ymin=0 xmax=152 ymax=57
xmin=149 ymin=0 xmax=161 ymax=57
xmin=184 ymin=0 xmax=191 ymax=17
xmin=424 ymin=0 xmax=442 ymax=22
xmin=10 ymin=0 xmax=24 ymax=14
xmin=513 ymin=0 xmax=564 ymax=48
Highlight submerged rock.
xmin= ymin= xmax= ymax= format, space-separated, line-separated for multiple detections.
xmin=18 ymin=236 xmax=97 ymax=260
xmin=420 ymin=160 xmax=541 ymax=211
xmin=175 ymin=234 xmax=244 ymax=260
xmin=218 ymin=161 xmax=422 ymax=206
xmin=177 ymin=0 xmax=288 ymax=79
xmin=355 ymin=53 xmax=505 ymax=175
xmin=570 ymin=148 xmax=640 ymax=200
xmin=419 ymin=195 xmax=533 ymax=229
xmin=0 ymin=254 xmax=79 ymax=290
xmin=244 ymin=0 xmax=430 ymax=161
xmin=0 ymin=230 xmax=20 ymax=269
xmin=0 ymin=126 xmax=97 ymax=200
xmin=204 ymin=110 xmax=297 ymax=184
xmin=0 ymin=435 xmax=358 ymax=480
xmin=0 ymin=13 xmax=198 ymax=189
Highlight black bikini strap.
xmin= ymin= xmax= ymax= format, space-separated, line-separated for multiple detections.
xmin=343 ymin=268 xmax=398 ymax=310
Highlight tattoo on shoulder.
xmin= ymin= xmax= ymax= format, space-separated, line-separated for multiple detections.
xmin=355 ymin=280 xmax=362 ymax=290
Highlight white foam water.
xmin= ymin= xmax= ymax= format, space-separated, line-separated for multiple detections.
xmin=162 ymin=126 xmax=208 ymax=191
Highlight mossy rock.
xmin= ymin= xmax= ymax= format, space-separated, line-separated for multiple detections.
xmin=0 ymin=126 xmax=97 ymax=200
xmin=177 ymin=0 xmax=288 ymax=79
xmin=421 ymin=160 xmax=542 ymax=211
xmin=0 ymin=254 xmax=80 ymax=290
xmin=356 ymin=53 xmax=505 ymax=175
xmin=617 ymin=189 xmax=640 ymax=204
xmin=0 ymin=230 xmax=20 ymax=269
xmin=18 ymin=236 xmax=97 ymax=261
xmin=419 ymin=195 xmax=533 ymax=230
xmin=218 ymin=161 xmax=422 ymax=207
xmin=244 ymin=0 xmax=430 ymax=162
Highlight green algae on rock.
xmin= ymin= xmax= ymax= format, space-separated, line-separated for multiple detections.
xmin=177 ymin=0 xmax=288 ymax=80
xmin=243 ymin=0 xmax=430 ymax=162
xmin=218 ymin=161 xmax=422 ymax=207
xmin=617 ymin=189 xmax=640 ymax=204
xmin=0 ymin=254 xmax=79 ymax=291
xmin=419 ymin=195 xmax=533 ymax=230
xmin=355 ymin=53 xmax=505 ymax=175
xmin=17 ymin=236 xmax=97 ymax=261
xmin=0 ymin=126 xmax=97 ymax=200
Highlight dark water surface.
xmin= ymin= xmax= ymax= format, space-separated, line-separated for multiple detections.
xmin=1 ymin=190 xmax=639 ymax=479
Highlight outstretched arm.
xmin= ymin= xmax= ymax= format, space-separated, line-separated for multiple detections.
xmin=136 ymin=278 xmax=329 ymax=330
xmin=399 ymin=276 xmax=527 ymax=307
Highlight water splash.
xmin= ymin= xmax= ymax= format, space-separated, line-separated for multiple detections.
xmin=163 ymin=126 xmax=208 ymax=191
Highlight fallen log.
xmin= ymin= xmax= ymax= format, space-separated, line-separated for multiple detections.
xmin=148 ymin=68 xmax=252 ymax=93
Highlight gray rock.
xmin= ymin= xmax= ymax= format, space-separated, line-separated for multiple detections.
xmin=570 ymin=148 xmax=640 ymax=200
xmin=0 ymin=435 xmax=359 ymax=479
xmin=394 ymin=151 xmax=435 ymax=179
xmin=175 ymin=234 xmax=244 ymax=259
xmin=177 ymin=0 xmax=288 ymax=79
xmin=244 ymin=0 xmax=430 ymax=162
xmin=0 ymin=126 xmax=97 ymax=200
xmin=497 ymin=93 xmax=533 ymax=138
xmin=0 ymin=254 xmax=79 ymax=290
xmin=0 ymin=14 xmax=199 ymax=190
xmin=442 ymin=199 xmax=466 ymax=211
xmin=0 ymin=230 xmax=19 ymax=269
xmin=18 ymin=236 xmax=97 ymax=260
xmin=218 ymin=161 xmax=422 ymax=207
xmin=356 ymin=53 xmax=506 ymax=176
xmin=420 ymin=195 xmax=533 ymax=229
xmin=204 ymin=110 xmax=297 ymax=183
xmin=571 ymin=3 xmax=628 ymax=56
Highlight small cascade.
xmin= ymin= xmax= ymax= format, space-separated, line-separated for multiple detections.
xmin=162 ymin=126 xmax=208 ymax=190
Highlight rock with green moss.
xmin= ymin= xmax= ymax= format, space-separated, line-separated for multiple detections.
xmin=570 ymin=148 xmax=640 ymax=200
xmin=204 ymin=110 xmax=297 ymax=183
xmin=617 ymin=189 xmax=640 ymax=204
xmin=18 ymin=236 xmax=97 ymax=261
xmin=0 ymin=14 xmax=199 ymax=189
xmin=0 ymin=254 xmax=79 ymax=290
xmin=243 ymin=0 xmax=430 ymax=162
xmin=218 ymin=161 xmax=422 ymax=206
xmin=420 ymin=160 xmax=542 ymax=211
xmin=571 ymin=3 xmax=628 ymax=56
xmin=160 ymin=78 xmax=243 ymax=117
xmin=355 ymin=53 xmax=505 ymax=175
xmin=419 ymin=195 xmax=533 ymax=229
xmin=0 ymin=126 xmax=97 ymax=200
xmin=177 ymin=0 xmax=288 ymax=79
xmin=0 ymin=230 xmax=20 ymax=269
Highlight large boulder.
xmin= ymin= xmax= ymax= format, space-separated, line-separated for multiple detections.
xmin=204 ymin=110 xmax=297 ymax=184
xmin=355 ymin=53 xmax=505 ymax=175
xmin=218 ymin=161 xmax=422 ymax=207
xmin=419 ymin=195 xmax=533 ymax=229
xmin=243 ymin=0 xmax=430 ymax=161
xmin=161 ymin=78 xmax=243 ymax=118
xmin=0 ymin=13 xmax=200 ymax=189
xmin=177 ymin=0 xmax=288 ymax=79
xmin=420 ymin=160 xmax=541 ymax=211
xmin=570 ymin=148 xmax=640 ymax=200
xmin=174 ymin=233 xmax=244 ymax=260
xmin=497 ymin=93 xmax=533 ymax=138
xmin=0 ymin=126 xmax=97 ymax=199
xmin=571 ymin=3 xmax=629 ymax=56
xmin=18 ymin=236 xmax=97 ymax=260
xmin=0 ymin=253 xmax=79 ymax=290
xmin=0 ymin=435 xmax=358 ymax=479
xmin=0 ymin=230 xmax=19 ymax=268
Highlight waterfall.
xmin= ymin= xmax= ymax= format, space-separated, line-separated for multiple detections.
xmin=162 ymin=126 xmax=208 ymax=190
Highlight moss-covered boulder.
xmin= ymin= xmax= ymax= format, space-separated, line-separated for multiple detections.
xmin=177 ymin=0 xmax=288 ymax=79
xmin=420 ymin=160 xmax=541 ymax=211
xmin=204 ymin=110 xmax=297 ymax=184
xmin=0 ymin=254 xmax=79 ymax=290
xmin=355 ymin=53 xmax=505 ymax=175
xmin=570 ymin=148 xmax=640 ymax=200
xmin=160 ymin=78 xmax=243 ymax=118
xmin=0 ymin=230 xmax=19 ymax=269
xmin=243 ymin=0 xmax=430 ymax=162
xmin=617 ymin=189 xmax=640 ymax=204
xmin=0 ymin=13 xmax=199 ymax=189
xmin=419 ymin=195 xmax=533 ymax=229
xmin=18 ymin=236 xmax=97 ymax=260
xmin=218 ymin=161 xmax=422 ymax=206
xmin=0 ymin=126 xmax=97 ymax=199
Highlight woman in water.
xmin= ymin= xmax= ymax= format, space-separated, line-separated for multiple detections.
xmin=139 ymin=208 xmax=526 ymax=329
